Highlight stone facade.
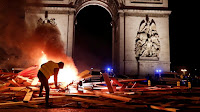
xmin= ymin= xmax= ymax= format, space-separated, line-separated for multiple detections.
xmin=25 ymin=0 xmax=171 ymax=77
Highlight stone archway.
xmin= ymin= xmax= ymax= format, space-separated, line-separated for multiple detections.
xmin=26 ymin=0 xmax=171 ymax=76
xmin=72 ymin=0 xmax=117 ymax=69
xmin=74 ymin=0 xmax=119 ymax=20
xmin=73 ymin=5 xmax=113 ymax=71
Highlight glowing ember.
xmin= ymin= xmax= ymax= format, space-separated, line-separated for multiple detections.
xmin=39 ymin=51 xmax=78 ymax=84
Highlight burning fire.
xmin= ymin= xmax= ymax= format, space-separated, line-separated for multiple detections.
xmin=39 ymin=51 xmax=78 ymax=85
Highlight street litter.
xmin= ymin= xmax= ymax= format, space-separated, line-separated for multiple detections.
xmin=0 ymin=67 xmax=200 ymax=112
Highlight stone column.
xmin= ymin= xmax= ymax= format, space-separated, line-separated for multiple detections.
xmin=66 ymin=8 xmax=75 ymax=57
xmin=118 ymin=10 xmax=125 ymax=75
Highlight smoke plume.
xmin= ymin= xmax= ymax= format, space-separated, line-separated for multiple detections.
xmin=0 ymin=0 xmax=77 ymax=73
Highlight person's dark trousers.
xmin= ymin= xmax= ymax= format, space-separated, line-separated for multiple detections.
xmin=37 ymin=70 xmax=50 ymax=106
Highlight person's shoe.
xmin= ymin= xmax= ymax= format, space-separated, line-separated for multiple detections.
xmin=45 ymin=103 xmax=53 ymax=108
xmin=45 ymin=103 xmax=51 ymax=108
xmin=39 ymin=94 xmax=43 ymax=97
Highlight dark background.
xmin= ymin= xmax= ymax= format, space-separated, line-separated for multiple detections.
xmin=74 ymin=6 xmax=112 ymax=72
xmin=168 ymin=0 xmax=200 ymax=73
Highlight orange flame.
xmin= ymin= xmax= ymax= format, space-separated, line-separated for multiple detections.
xmin=39 ymin=51 xmax=78 ymax=85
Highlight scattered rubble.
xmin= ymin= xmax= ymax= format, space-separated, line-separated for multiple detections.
xmin=0 ymin=66 xmax=200 ymax=112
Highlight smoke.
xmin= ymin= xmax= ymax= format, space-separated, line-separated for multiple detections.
xmin=0 ymin=0 xmax=28 ymax=69
xmin=33 ymin=23 xmax=75 ymax=67
xmin=0 ymin=0 xmax=77 ymax=73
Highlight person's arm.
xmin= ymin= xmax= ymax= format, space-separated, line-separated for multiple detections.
xmin=54 ymin=68 xmax=59 ymax=88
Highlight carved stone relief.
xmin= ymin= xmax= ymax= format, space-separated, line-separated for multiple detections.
xmin=37 ymin=11 xmax=57 ymax=26
xmin=135 ymin=15 xmax=160 ymax=58
xmin=37 ymin=18 xmax=57 ymax=26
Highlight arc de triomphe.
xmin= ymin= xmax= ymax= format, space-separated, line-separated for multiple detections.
xmin=26 ymin=0 xmax=171 ymax=77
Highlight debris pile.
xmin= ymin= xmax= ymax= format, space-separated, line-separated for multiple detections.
xmin=0 ymin=67 xmax=200 ymax=112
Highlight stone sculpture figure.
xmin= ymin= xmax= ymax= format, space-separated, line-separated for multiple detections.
xmin=135 ymin=15 xmax=160 ymax=58
xmin=37 ymin=18 xmax=57 ymax=26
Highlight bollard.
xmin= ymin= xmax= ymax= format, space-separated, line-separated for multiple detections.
xmin=148 ymin=80 xmax=151 ymax=86
xmin=188 ymin=82 xmax=191 ymax=89
xmin=177 ymin=81 xmax=180 ymax=87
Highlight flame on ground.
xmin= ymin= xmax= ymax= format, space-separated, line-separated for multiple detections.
xmin=39 ymin=51 xmax=78 ymax=85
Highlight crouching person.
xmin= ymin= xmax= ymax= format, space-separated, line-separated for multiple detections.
xmin=37 ymin=61 xmax=64 ymax=107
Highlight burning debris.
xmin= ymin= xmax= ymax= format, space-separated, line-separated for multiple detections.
xmin=1 ymin=67 xmax=200 ymax=112
xmin=0 ymin=0 xmax=200 ymax=111
xmin=0 ymin=0 xmax=78 ymax=86
xmin=0 ymin=0 xmax=78 ymax=74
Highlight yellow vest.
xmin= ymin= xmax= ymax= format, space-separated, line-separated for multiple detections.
xmin=39 ymin=61 xmax=59 ymax=79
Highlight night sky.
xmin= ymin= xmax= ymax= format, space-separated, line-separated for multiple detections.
xmin=168 ymin=1 xmax=200 ymax=70
xmin=74 ymin=1 xmax=200 ymax=72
